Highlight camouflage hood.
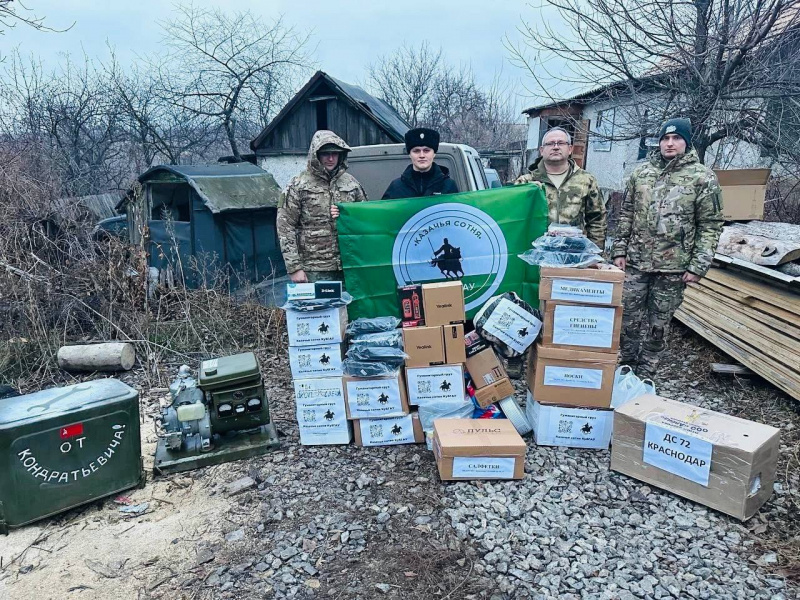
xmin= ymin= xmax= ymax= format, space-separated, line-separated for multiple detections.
xmin=307 ymin=130 xmax=352 ymax=181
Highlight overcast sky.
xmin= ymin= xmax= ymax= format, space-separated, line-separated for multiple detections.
xmin=1 ymin=0 xmax=571 ymax=116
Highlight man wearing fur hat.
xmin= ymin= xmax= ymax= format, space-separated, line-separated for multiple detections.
xmin=277 ymin=130 xmax=367 ymax=283
xmin=611 ymin=118 xmax=723 ymax=378
xmin=382 ymin=128 xmax=459 ymax=199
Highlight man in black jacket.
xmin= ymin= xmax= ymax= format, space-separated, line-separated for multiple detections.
xmin=382 ymin=128 xmax=460 ymax=199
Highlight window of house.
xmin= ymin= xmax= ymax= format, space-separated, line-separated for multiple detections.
xmin=316 ymin=100 xmax=328 ymax=131
xmin=593 ymin=108 xmax=615 ymax=152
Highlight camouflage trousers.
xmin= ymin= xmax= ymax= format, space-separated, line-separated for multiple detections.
xmin=620 ymin=268 xmax=686 ymax=378
xmin=306 ymin=270 xmax=344 ymax=284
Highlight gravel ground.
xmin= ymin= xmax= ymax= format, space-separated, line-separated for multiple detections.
xmin=1 ymin=323 xmax=798 ymax=599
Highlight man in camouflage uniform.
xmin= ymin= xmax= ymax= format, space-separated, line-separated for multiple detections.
xmin=612 ymin=118 xmax=723 ymax=378
xmin=277 ymin=130 xmax=367 ymax=284
xmin=515 ymin=126 xmax=606 ymax=248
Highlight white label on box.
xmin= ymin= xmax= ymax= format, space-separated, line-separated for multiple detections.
xmin=359 ymin=414 xmax=415 ymax=446
xmin=294 ymin=377 xmax=345 ymax=405
xmin=483 ymin=373 xmax=497 ymax=385
xmin=552 ymin=305 xmax=616 ymax=348
xmin=346 ymin=377 xmax=405 ymax=418
xmin=481 ymin=298 xmax=542 ymax=354
xmin=451 ymin=457 xmax=516 ymax=479
xmin=551 ymin=279 xmax=615 ymax=304
xmin=543 ymin=366 xmax=603 ymax=389
xmin=289 ymin=344 xmax=343 ymax=378
xmin=285 ymin=307 xmax=345 ymax=347
xmin=286 ymin=282 xmax=316 ymax=300
xmin=643 ymin=421 xmax=713 ymax=486
xmin=526 ymin=392 xmax=612 ymax=449
xmin=297 ymin=404 xmax=351 ymax=445
xmin=406 ymin=366 xmax=464 ymax=406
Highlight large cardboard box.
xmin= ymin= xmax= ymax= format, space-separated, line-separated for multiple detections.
xmin=403 ymin=326 xmax=445 ymax=367
xmin=289 ymin=343 xmax=344 ymax=379
xmin=611 ymin=394 xmax=780 ymax=521
xmin=473 ymin=378 xmax=516 ymax=408
xmin=465 ymin=343 xmax=507 ymax=389
xmin=714 ymin=169 xmax=770 ymax=221
xmin=433 ymin=418 xmax=526 ymax=480
xmin=539 ymin=264 xmax=624 ymax=306
xmin=526 ymin=343 xmax=617 ymax=408
xmin=343 ymin=371 xmax=409 ymax=419
xmin=406 ymin=365 xmax=465 ymax=406
xmin=542 ymin=301 xmax=622 ymax=353
xmin=443 ymin=324 xmax=467 ymax=364
xmin=525 ymin=391 xmax=614 ymax=449
xmin=352 ymin=412 xmax=424 ymax=447
xmin=286 ymin=306 xmax=347 ymax=347
xmin=294 ymin=377 xmax=352 ymax=445
xmin=422 ymin=281 xmax=465 ymax=326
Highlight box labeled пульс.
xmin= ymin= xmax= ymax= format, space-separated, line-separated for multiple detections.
xmin=432 ymin=418 xmax=526 ymax=480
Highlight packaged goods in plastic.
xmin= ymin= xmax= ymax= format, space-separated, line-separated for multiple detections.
xmin=418 ymin=398 xmax=474 ymax=433
xmin=345 ymin=316 xmax=401 ymax=337
xmin=612 ymin=394 xmax=780 ymax=521
xmin=283 ymin=291 xmax=353 ymax=312
xmin=499 ymin=397 xmax=532 ymax=435
xmin=342 ymin=359 xmax=401 ymax=378
xmin=474 ymin=292 xmax=543 ymax=358
xmin=349 ymin=330 xmax=404 ymax=349
xmin=345 ymin=346 xmax=408 ymax=364
xmin=610 ymin=366 xmax=656 ymax=409
xmin=518 ymin=227 xmax=604 ymax=269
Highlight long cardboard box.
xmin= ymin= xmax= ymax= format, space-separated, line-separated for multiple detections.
xmin=541 ymin=301 xmax=622 ymax=353
xmin=526 ymin=343 xmax=617 ymax=408
xmin=403 ymin=325 xmax=445 ymax=367
xmin=539 ymin=264 xmax=624 ymax=306
xmin=406 ymin=365 xmax=465 ymax=406
xmin=289 ymin=343 xmax=344 ymax=379
xmin=433 ymin=418 xmax=526 ymax=480
xmin=286 ymin=306 xmax=347 ymax=347
xmin=294 ymin=377 xmax=352 ymax=445
xmin=422 ymin=281 xmax=465 ymax=326
xmin=343 ymin=371 xmax=409 ymax=419
xmin=525 ymin=391 xmax=614 ymax=449
xmin=352 ymin=412 xmax=424 ymax=447
xmin=611 ymin=394 xmax=779 ymax=521
xmin=443 ymin=324 xmax=467 ymax=364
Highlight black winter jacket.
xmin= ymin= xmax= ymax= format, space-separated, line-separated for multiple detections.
xmin=381 ymin=163 xmax=459 ymax=199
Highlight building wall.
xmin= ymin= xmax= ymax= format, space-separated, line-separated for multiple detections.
xmin=258 ymin=155 xmax=307 ymax=189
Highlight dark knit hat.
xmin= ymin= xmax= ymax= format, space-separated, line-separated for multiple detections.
xmin=658 ymin=118 xmax=692 ymax=147
xmin=405 ymin=128 xmax=440 ymax=153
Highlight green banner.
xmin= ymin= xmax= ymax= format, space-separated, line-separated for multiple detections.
xmin=338 ymin=185 xmax=548 ymax=320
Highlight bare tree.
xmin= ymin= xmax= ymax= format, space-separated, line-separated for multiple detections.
xmin=0 ymin=0 xmax=63 ymax=35
xmin=510 ymin=0 xmax=800 ymax=164
xmin=152 ymin=3 xmax=312 ymax=161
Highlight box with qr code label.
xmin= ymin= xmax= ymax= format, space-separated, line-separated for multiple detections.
xmin=343 ymin=371 xmax=409 ymax=419
xmin=289 ymin=343 xmax=345 ymax=379
xmin=293 ymin=377 xmax=351 ymax=445
xmin=405 ymin=365 xmax=465 ymax=406
xmin=285 ymin=306 xmax=347 ymax=347
xmin=352 ymin=412 xmax=424 ymax=447
xmin=525 ymin=391 xmax=613 ymax=449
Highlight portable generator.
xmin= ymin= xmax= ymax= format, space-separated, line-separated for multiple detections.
xmin=0 ymin=379 xmax=144 ymax=534
xmin=154 ymin=351 xmax=279 ymax=475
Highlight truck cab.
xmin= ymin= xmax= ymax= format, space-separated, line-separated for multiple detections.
xmin=347 ymin=143 xmax=489 ymax=201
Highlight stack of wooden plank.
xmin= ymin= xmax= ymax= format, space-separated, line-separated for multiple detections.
xmin=675 ymin=266 xmax=800 ymax=401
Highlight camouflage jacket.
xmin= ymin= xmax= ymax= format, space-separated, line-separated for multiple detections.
xmin=277 ymin=130 xmax=367 ymax=273
xmin=514 ymin=158 xmax=607 ymax=248
xmin=611 ymin=150 xmax=723 ymax=277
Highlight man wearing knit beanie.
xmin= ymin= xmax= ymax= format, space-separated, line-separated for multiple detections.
xmin=610 ymin=117 xmax=723 ymax=379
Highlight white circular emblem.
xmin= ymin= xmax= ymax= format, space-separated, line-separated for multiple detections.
xmin=666 ymin=125 xmax=676 ymax=133
xmin=420 ymin=133 xmax=425 ymax=139
xmin=391 ymin=203 xmax=508 ymax=312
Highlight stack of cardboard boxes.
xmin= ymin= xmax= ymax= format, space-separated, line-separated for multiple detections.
xmin=286 ymin=283 xmax=352 ymax=445
xmin=525 ymin=265 xmax=625 ymax=449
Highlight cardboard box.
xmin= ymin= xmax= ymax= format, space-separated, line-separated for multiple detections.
xmin=289 ymin=343 xmax=344 ymax=379
xmin=402 ymin=326 xmax=445 ymax=367
xmin=398 ymin=284 xmax=425 ymax=326
xmin=526 ymin=344 xmax=617 ymax=408
xmin=406 ymin=365 xmax=465 ymax=406
xmin=611 ymin=394 xmax=780 ymax=521
xmin=344 ymin=371 xmax=409 ymax=419
xmin=443 ymin=324 xmax=466 ymax=364
xmin=542 ymin=301 xmax=622 ymax=353
xmin=422 ymin=281 xmax=465 ymax=326
xmin=539 ymin=264 xmax=624 ymax=306
xmin=286 ymin=306 xmax=347 ymax=347
xmin=432 ymin=418 xmax=526 ymax=480
xmin=525 ymin=391 xmax=614 ymax=449
xmin=287 ymin=281 xmax=342 ymax=300
xmin=293 ymin=377 xmax=352 ymax=445
xmin=473 ymin=378 xmax=515 ymax=408
xmin=714 ymin=169 xmax=770 ymax=221
xmin=476 ymin=296 xmax=543 ymax=355
xmin=352 ymin=412 xmax=424 ymax=447
xmin=465 ymin=344 xmax=507 ymax=389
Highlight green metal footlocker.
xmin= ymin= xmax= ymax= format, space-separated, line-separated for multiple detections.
xmin=0 ymin=379 xmax=144 ymax=534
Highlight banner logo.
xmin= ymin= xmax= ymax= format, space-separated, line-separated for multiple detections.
xmin=391 ymin=203 xmax=508 ymax=311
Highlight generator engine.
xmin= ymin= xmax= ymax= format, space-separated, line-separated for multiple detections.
xmin=154 ymin=352 xmax=279 ymax=475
